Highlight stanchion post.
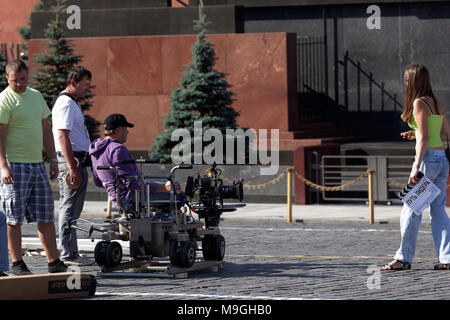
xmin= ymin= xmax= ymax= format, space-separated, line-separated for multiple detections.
xmin=106 ymin=195 xmax=112 ymax=219
xmin=287 ymin=168 xmax=293 ymax=223
xmin=367 ymin=170 xmax=375 ymax=224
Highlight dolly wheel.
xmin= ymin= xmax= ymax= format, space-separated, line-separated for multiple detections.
xmin=169 ymin=241 xmax=181 ymax=266
xmin=94 ymin=241 xmax=107 ymax=266
xmin=180 ymin=241 xmax=196 ymax=268
xmin=105 ymin=241 xmax=123 ymax=268
xmin=202 ymin=235 xmax=226 ymax=261
xmin=202 ymin=236 xmax=215 ymax=260
xmin=214 ymin=235 xmax=226 ymax=261
xmin=170 ymin=241 xmax=196 ymax=268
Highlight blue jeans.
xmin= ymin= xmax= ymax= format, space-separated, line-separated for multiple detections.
xmin=122 ymin=192 xmax=136 ymax=212
xmin=394 ymin=149 xmax=450 ymax=264
xmin=0 ymin=211 xmax=9 ymax=271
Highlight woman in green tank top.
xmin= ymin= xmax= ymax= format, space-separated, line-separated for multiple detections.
xmin=381 ymin=64 xmax=450 ymax=271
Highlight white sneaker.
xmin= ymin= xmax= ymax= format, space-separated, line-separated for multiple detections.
xmin=62 ymin=256 xmax=95 ymax=266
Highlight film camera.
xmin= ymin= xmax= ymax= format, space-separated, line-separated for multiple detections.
xmin=184 ymin=163 xmax=245 ymax=228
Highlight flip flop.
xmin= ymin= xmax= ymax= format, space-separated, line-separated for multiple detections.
xmin=380 ymin=259 xmax=411 ymax=271
xmin=434 ymin=263 xmax=450 ymax=270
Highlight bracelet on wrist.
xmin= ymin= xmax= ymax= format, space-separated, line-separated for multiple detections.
xmin=50 ymin=158 xmax=58 ymax=163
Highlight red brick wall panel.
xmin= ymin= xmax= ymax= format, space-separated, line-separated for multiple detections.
xmin=107 ymin=37 xmax=163 ymax=95
xmin=0 ymin=0 xmax=38 ymax=44
xmin=28 ymin=32 xmax=297 ymax=151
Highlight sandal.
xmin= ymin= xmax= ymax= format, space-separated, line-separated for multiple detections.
xmin=380 ymin=259 xmax=411 ymax=271
xmin=434 ymin=263 xmax=450 ymax=270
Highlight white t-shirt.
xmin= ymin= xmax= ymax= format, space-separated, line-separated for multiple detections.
xmin=52 ymin=94 xmax=91 ymax=152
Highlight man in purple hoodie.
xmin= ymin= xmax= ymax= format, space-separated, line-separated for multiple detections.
xmin=89 ymin=114 xmax=177 ymax=211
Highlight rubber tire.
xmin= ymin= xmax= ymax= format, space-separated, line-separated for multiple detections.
xmin=202 ymin=235 xmax=215 ymax=260
xmin=180 ymin=241 xmax=196 ymax=268
xmin=169 ymin=241 xmax=181 ymax=267
xmin=94 ymin=241 xmax=107 ymax=267
xmin=214 ymin=235 xmax=226 ymax=261
xmin=170 ymin=241 xmax=196 ymax=268
xmin=105 ymin=241 xmax=123 ymax=268
xmin=202 ymin=235 xmax=226 ymax=261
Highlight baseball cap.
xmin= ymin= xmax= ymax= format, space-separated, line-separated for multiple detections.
xmin=104 ymin=114 xmax=135 ymax=130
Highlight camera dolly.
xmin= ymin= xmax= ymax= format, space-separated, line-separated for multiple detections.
xmin=68 ymin=160 xmax=245 ymax=277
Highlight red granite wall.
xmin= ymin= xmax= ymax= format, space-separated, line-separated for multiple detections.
xmin=0 ymin=0 xmax=38 ymax=44
xmin=28 ymin=32 xmax=298 ymax=151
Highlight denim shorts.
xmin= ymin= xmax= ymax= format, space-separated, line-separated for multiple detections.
xmin=0 ymin=162 xmax=54 ymax=225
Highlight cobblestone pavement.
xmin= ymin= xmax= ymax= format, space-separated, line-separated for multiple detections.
xmin=16 ymin=220 xmax=450 ymax=300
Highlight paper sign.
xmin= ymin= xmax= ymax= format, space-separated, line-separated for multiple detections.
xmin=402 ymin=176 xmax=441 ymax=215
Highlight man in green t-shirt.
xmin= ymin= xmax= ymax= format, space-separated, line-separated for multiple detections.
xmin=0 ymin=60 xmax=67 ymax=275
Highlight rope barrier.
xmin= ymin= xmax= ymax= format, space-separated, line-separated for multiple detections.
xmin=219 ymin=168 xmax=370 ymax=192
xmin=374 ymin=172 xmax=406 ymax=189
xmin=221 ymin=172 xmax=286 ymax=190
xmin=212 ymin=168 xmax=370 ymax=191
xmin=217 ymin=167 xmax=414 ymax=192
xmin=293 ymin=169 xmax=369 ymax=191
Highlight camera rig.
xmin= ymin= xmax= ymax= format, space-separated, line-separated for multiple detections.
xmin=184 ymin=163 xmax=245 ymax=228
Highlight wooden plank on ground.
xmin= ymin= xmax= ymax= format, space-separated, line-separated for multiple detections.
xmin=0 ymin=272 xmax=96 ymax=300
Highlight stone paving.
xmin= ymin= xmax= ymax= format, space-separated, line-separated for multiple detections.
xmin=13 ymin=219 xmax=450 ymax=301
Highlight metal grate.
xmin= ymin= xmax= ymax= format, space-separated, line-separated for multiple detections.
xmin=296 ymin=35 xmax=327 ymax=94
xmin=0 ymin=43 xmax=22 ymax=62
xmin=320 ymin=155 xmax=414 ymax=202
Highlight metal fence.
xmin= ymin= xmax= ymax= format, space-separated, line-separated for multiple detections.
xmin=337 ymin=50 xmax=403 ymax=112
xmin=296 ymin=35 xmax=327 ymax=94
xmin=296 ymin=36 xmax=404 ymax=112
xmin=0 ymin=43 xmax=21 ymax=61
xmin=318 ymin=155 xmax=414 ymax=203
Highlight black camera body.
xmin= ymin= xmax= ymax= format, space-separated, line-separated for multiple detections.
xmin=184 ymin=164 xmax=244 ymax=227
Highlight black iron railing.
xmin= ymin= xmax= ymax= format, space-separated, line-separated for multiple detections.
xmin=296 ymin=35 xmax=328 ymax=94
xmin=0 ymin=43 xmax=21 ymax=62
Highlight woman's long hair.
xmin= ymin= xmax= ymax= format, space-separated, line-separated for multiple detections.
xmin=401 ymin=64 xmax=437 ymax=123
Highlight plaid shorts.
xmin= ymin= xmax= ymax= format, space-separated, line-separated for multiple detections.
xmin=0 ymin=162 xmax=54 ymax=226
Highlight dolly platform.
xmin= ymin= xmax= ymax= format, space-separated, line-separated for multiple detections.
xmin=98 ymin=257 xmax=222 ymax=278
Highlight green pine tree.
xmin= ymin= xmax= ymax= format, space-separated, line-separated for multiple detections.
xmin=150 ymin=0 xmax=239 ymax=163
xmin=32 ymin=0 xmax=100 ymax=140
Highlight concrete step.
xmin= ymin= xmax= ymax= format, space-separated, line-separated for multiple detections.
xmin=341 ymin=141 xmax=416 ymax=156
xmin=278 ymin=136 xmax=368 ymax=150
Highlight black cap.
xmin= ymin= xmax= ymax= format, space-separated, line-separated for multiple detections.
xmin=104 ymin=114 xmax=135 ymax=130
